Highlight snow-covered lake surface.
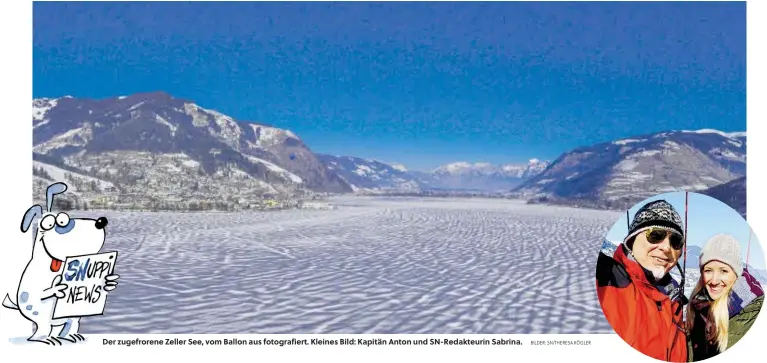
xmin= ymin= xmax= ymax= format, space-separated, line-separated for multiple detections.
xmin=71 ymin=197 xmax=623 ymax=334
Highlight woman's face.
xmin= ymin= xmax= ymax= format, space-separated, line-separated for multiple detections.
xmin=702 ymin=260 xmax=738 ymax=300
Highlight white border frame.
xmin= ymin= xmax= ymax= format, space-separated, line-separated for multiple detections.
xmin=0 ymin=1 xmax=763 ymax=362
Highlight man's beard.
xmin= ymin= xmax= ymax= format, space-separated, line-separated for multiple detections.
xmin=648 ymin=265 xmax=668 ymax=280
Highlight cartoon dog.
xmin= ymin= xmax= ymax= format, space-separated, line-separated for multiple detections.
xmin=2 ymin=182 xmax=119 ymax=345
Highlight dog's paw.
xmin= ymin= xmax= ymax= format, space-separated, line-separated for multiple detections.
xmin=104 ymin=274 xmax=119 ymax=291
xmin=54 ymin=289 xmax=66 ymax=299
xmin=41 ymin=337 xmax=63 ymax=346
xmin=45 ymin=275 xmax=68 ymax=299
xmin=60 ymin=334 xmax=85 ymax=343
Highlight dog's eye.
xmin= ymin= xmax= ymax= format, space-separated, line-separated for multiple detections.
xmin=55 ymin=213 xmax=70 ymax=227
xmin=40 ymin=215 xmax=55 ymax=231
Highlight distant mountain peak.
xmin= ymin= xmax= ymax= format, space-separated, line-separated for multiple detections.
xmin=318 ymin=154 xmax=420 ymax=192
xmin=433 ymin=160 xmax=547 ymax=174
xmin=435 ymin=161 xmax=475 ymax=173
xmin=317 ymin=155 xmax=550 ymax=193
xmin=421 ymin=159 xmax=551 ymax=192
xmin=389 ymin=163 xmax=408 ymax=172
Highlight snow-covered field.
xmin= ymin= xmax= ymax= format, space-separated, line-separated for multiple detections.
xmin=41 ymin=197 xmax=624 ymax=334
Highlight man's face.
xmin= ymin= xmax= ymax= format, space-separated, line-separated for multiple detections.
xmin=631 ymin=228 xmax=683 ymax=280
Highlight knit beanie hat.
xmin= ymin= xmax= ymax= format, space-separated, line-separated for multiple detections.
xmin=623 ymin=199 xmax=685 ymax=247
xmin=699 ymin=234 xmax=744 ymax=277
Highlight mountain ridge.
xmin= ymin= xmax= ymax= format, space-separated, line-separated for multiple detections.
xmin=31 ymin=92 xmax=746 ymax=213
xmin=517 ymin=128 xmax=746 ymax=212
xmin=318 ymin=155 xmax=551 ymax=193
xmin=32 ymin=93 xmax=353 ymax=210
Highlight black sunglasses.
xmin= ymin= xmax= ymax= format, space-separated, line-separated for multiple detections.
xmin=645 ymin=228 xmax=684 ymax=250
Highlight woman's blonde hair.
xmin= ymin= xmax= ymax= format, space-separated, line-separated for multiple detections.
xmin=686 ymin=268 xmax=737 ymax=353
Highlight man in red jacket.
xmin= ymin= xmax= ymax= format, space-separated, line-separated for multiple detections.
xmin=596 ymin=199 xmax=688 ymax=362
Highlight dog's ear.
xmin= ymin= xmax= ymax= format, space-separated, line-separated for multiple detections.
xmin=21 ymin=205 xmax=43 ymax=233
xmin=46 ymin=182 xmax=68 ymax=212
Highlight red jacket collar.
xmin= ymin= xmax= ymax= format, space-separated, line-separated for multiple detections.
xmin=613 ymin=244 xmax=675 ymax=303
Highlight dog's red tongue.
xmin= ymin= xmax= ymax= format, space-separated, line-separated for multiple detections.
xmin=50 ymin=258 xmax=63 ymax=272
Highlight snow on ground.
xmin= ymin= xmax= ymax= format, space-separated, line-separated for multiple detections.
xmin=616 ymin=159 xmax=639 ymax=171
xmin=244 ymin=155 xmax=303 ymax=183
xmin=689 ymin=129 xmax=745 ymax=139
xmin=670 ymin=269 xmax=703 ymax=300
xmin=182 ymin=159 xmax=199 ymax=168
xmin=613 ymin=138 xmax=643 ymax=145
xmin=255 ymin=125 xmax=280 ymax=145
xmin=284 ymin=130 xmax=300 ymax=140
xmin=155 ymin=115 xmax=177 ymax=136
xmin=709 ymin=147 xmax=745 ymax=161
xmin=33 ymin=161 xmax=115 ymax=191
xmin=662 ymin=140 xmax=681 ymax=150
xmin=727 ymin=131 xmax=746 ymax=138
xmin=63 ymin=197 xmax=621 ymax=334
xmin=33 ymin=125 xmax=93 ymax=153
xmin=690 ymin=129 xmax=731 ymax=137
xmin=390 ymin=163 xmax=408 ymax=172
xmin=354 ymin=164 xmax=374 ymax=176
xmin=129 ymin=101 xmax=145 ymax=111
xmin=184 ymin=103 xmax=211 ymax=127
xmin=33 ymin=119 xmax=50 ymax=129
xmin=33 ymin=98 xmax=58 ymax=121
xmin=635 ymin=150 xmax=662 ymax=157
xmin=198 ymin=105 xmax=243 ymax=146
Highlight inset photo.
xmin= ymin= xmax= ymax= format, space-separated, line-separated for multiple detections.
xmin=596 ymin=191 xmax=764 ymax=362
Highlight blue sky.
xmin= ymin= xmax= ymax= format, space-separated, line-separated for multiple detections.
xmin=605 ymin=192 xmax=765 ymax=270
xmin=33 ymin=2 xmax=746 ymax=170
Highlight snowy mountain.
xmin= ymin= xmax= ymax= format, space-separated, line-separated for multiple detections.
xmin=317 ymin=154 xmax=421 ymax=192
xmin=516 ymin=129 xmax=746 ymax=210
xmin=701 ymin=175 xmax=746 ymax=219
xmin=684 ymin=244 xmax=766 ymax=284
xmin=600 ymin=238 xmax=621 ymax=257
xmin=32 ymin=92 xmax=353 ymax=210
xmin=682 ymin=245 xmax=703 ymax=269
xmin=748 ymin=267 xmax=767 ymax=285
xmin=318 ymin=157 xmax=550 ymax=193
xmin=31 ymin=93 xmax=747 ymax=212
xmin=420 ymin=159 xmax=550 ymax=192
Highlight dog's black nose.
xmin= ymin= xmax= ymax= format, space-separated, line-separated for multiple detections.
xmin=95 ymin=217 xmax=108 ymax=230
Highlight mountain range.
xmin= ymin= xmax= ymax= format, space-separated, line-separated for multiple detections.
xmin=518 ymin=129 xmax=746 ymax=213
xmin=319 ymin=154 xmax=550 ymax=193
xmin=31 ymin=92 xmax=746 ymax=215
xmin=700 ymin=175 xmax=747 ymax=218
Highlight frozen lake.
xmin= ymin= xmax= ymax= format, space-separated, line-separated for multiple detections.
xmin=58 ymin=197 xmax=623 ymax=334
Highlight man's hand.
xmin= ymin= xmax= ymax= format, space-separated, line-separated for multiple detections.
xmin=43 ymin=275 xmax=68 ymax=299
